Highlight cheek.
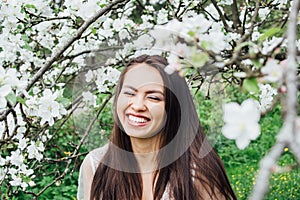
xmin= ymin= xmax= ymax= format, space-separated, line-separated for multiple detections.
xmin=116 ymin=96 xmax=124 ymax=119
xmin=149 ymin=103 xmax=165 ymax=119
xmin=116 ymin=96 xmax=127 ymax=118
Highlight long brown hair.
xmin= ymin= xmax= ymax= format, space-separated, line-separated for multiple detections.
xmin=90 ymin=55 xmax=237 ymax=200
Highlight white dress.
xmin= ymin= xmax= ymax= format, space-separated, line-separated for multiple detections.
xmin=77 ymin=144 xmax=172 ymax=200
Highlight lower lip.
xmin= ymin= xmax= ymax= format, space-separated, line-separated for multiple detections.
xmin=126 ymin=116 xmax=150 ymax=127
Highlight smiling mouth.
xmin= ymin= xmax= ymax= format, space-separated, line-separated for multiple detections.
xmin=127 ymin=114 xmax=150 ymax=126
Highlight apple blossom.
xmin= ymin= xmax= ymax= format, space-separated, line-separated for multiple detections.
xmin=8 ymin=149 xmax=24 ymax=167
xmin=9 ymin=174 xmax=23 ymax=187
xmin=133 ymin=34 xmax=154 ymax=50
xmin=256 ymin=84 xmax=278 ymax=113
xmin=259 ymin=8 xmax=270 ymax=21
xmin=38 ymin=90 xmax=62 ymax=126
xmin=261 ymin=37 xmax=286 ymax=55
xmin=157 ymin=9 xmax=169 ymax=24
xmin=222 ymin=99 xmax=261 ymax=149
xmin=27 ymin=141 xmax=45 ymax=161
xmin=261 ymin=58 xmax=284 ymax=83
xmin=0 ymin=167 xmax=6 ymax=181
xmin=0 ymin=121 xmax=5 ymax=139
xmin=0 ymin=156 xmax=6 ymax=166
xmin=0 ymin=85 xmax=11 ymax=112
xmin=82 ymin=91 xmax=97 ymax=108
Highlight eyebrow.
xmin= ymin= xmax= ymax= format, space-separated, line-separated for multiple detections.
xmin=123 ymin=85 xmax=164 ymax=96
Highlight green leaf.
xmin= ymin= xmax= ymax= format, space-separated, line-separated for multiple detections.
xmin=188 ymin=30 xmax=196 ymax=38
xmin=242 ymin=78 xmax=259 ymax=94
xmin=23 ymin=43 xmax=33 ymax=51
xmin=24 ymin=4 xmax=37 ymax=10
xmin=16 ymin=96 xmax=27 ymax=105
xmin=190 ymin=52 xmax=209 ymax=68
xmin=259 ymin=27 xmax=281 ymax=42
xmin=251 ymin=59 xmax=263 ymax=68
xmin=6 ymin=93 xmax=17 ymax=106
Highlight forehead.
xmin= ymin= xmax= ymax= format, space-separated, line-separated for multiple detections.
xmin=123 ymin=64 xmax=164 ymax=89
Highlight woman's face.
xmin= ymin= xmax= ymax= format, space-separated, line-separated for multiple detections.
xmin=116 ymin=63 xmax=166 ymax=139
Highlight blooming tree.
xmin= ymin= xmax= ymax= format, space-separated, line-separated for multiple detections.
xmin=0 ymin=0 xmax=299 ymax=199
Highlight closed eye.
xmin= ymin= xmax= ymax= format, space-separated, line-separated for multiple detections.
xmin=123 ymin=91 xmax=135 ymax=96
xmin=147 ymin=95 xmax=162 ymax=101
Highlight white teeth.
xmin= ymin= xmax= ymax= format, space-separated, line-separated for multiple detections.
xmin=128 ymin=115 xmax=147 ymax=123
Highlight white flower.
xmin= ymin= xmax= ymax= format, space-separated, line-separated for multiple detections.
xmin=133 ymin=34 xmax=154 ymax=49
xmin=106 ymin=67 xmax=120 ymax=85
xmin=157 ymin=9 xmax=168 ymax=24
xmin=112 ymin=18 xmax=124 ymax=32
xmin=18 ymin=137 xmax=28 ymax=150
xmin=28 ymin=181 xmax=36 ymax=187
xmin=200 ymin=32 xmax=226 ymax=53
xmin=257 ymin=84 xmax=278 ymax=112
xmin=0 ymin=156 xmax=6 ymax=166
xmin=82 ymin=91 xmax=97 ymax=107
xmin=261 ymin=58 xmax=283 ymax=83
xmin=8 ymin=149 xmax=24 ymax=167
xmin=258 ymin=7 xmax=270 ymax=21
xmin=252 ymin=31 xmax=261 ymax=41
xmin=170 ymin=42 xmax=191 ymax=58
xmin=10 ymin=175 xmax=22 ymax=187
xmin=165 ymin=54 xmax=181 ymax=75
xmin=222 ymin=99 xmax=261 ymax=149
xmin=38 ymin=89 xmax=66 ymax=126
xmin=0 ymin=85 xmax=11 ymax=111
xmin=261 ymin=37 xmax=284 ymax=55
xmin=27 ymin=141 xmax=44 ymax=161
xmin=119 ymin=29 xmax=130 ymax=40
xmin=24 ymin=96 xmax=39 ymax=117
xmin=85 ymin=70 xmax=94 ymax=82
xmin=0 ymin=121 xmax=4 ymax=139
xmin=0 ymin=167 xmax=6 ymax=181
xmin=19 ymin=164 xmax=34 ymax=177
xmin=205 ymin=4 xmax=220 ymax=20
xmin=271 ymin=0 xmax=288 ymax=8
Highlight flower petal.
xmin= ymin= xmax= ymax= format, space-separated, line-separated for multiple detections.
xmin=236 ymin=136 xmax=250 ymax=149
xmin=222 ymin=124 xmax=241 ymax=139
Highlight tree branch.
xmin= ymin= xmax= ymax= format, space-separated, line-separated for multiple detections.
xmin=210 ymin=0 xmax=234 ymax=32
xmin=225 ymin=0 xmax=261 ymax=66
xmin=231 ymin=0 xmax=242 ymax=30
xmin=25 ymin=0 xmax=129 ymax=92
xmin=249 ymin=1 xmax=300 ymax=199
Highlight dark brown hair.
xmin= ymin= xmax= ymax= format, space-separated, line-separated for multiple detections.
xmin=90 ymin=55 xmax=237 ymax=200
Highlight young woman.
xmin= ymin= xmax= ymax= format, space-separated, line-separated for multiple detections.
xmin=77 ymin=55 xmax=237 ymax=200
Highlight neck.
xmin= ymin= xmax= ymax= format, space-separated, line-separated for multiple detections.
xmin=130 ymin=136 xmax=160 ymax=173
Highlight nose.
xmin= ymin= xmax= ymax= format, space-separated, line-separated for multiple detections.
xmin=130 ymin=95 xmax=146 ymax=111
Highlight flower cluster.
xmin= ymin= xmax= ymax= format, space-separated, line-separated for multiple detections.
xmin=25 ymin=89 xmax=67 ymax=126
xmin=85 ymin=66 xmax=121 ymax=93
